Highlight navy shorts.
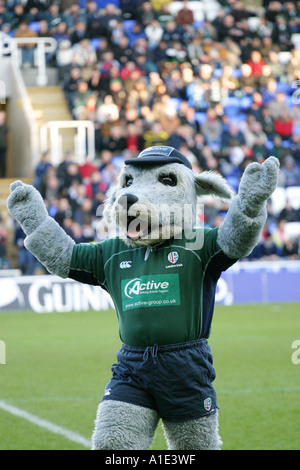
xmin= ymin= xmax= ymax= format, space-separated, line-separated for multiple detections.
xmin=101 ymin=339 xmax=217 ymax=422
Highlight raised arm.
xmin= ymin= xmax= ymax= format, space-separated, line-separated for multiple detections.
xmin=7 ymin=181 xmax=75 ymax=278
xmin=217 ymin=157 xmax=280 ymax=259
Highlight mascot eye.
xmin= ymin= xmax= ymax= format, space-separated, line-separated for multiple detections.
xmin=124 ymin=176 xmax=133 ymax=188
xmin=159 ymin=174 xmax=177 ymax=187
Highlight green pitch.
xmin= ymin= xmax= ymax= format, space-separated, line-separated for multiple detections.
xmin=0 ymin=303 xmax=299 ymax=450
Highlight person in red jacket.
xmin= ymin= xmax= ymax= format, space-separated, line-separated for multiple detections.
xmin=274 ymin=110 xmax=294 ymax=140
xmin=85 ymin=170 xmax=107 ymax=199
xmin=176 ymin=0 xmax=194 ymax=26
xmin=247 ymin=51 xmax=266 ymax=77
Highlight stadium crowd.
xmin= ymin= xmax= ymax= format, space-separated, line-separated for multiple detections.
xmin=1 ymin=0 xmax=300 ymax=272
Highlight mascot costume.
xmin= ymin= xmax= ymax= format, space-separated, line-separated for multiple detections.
xmin=7 ymin=146 xmax=279 ymax=450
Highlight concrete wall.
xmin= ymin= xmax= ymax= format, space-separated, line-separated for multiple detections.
xmin=1 ymin=59 xmax=39 ymax=178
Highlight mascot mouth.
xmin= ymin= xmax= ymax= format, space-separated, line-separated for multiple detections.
xmin=127 ymin=215 xmax=152 ymax=240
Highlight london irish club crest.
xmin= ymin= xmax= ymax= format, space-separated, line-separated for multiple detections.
xmin=168 ymin=252 xmax=179 ymax=264
xmin=204 ymin=397 xmax=212 ymax=411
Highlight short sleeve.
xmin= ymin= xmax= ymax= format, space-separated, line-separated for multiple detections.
xmin=69 ymin=242 xmax=106 ymax=287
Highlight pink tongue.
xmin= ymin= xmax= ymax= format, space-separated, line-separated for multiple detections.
xmin=128 ymin=220 xmax=148 ymax=239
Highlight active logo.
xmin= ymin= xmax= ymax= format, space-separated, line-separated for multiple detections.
xmin=121 ymin=274 xmax=181 ymax=311
xmin=167 ymin=251 xmax=179 ymax=264
xmin=120 ymin=261 xmax=132 ymax=269
xmin=124 ymin=278 xmax=170 ymax=299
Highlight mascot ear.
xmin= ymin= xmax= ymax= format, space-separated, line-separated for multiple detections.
xmin=194 ymin=171 xmax=234 ymax=200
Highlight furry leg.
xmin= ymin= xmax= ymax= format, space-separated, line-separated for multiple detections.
xmin=92 ymin=400 xmax=160 ymax=450
xmin=162 ymin=412 xmax=222 ymax=450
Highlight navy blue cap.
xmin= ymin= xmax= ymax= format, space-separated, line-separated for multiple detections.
xmin=125 ymin=146 xmax=192 ymax=170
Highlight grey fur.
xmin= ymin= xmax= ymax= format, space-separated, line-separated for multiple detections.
xmin=6 ymin=154 xmax=280 ymax=451
xmin=163 ymin=411 xmax=222 ymax=450
xmin=7 ymin=181 xmax=49 ymax=235
xmin=238 ymin=156 xmax=279 ymax=218
xmin=7 ymin=180 xmax=74 ymax=278
xmin=217 ymin=157 xmax=279 ymax=259
xmin=103 ymin=163 xmax=233 ymax=247
xmin=217 ymin=197 xmax=267 ymax=259
xmin=195 ymin=171 xmax=234 ymax=200
xmin=24 ymin=217 xmax=75 ymax=278
xmin=91 ymin=400 xmax=160 ymax=450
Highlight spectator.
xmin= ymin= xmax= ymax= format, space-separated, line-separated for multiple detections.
xmin=56 ymin=39 xmax=74 ymax=79
xmin=34 ymin=150 xmax=53 ymax=190
xmin=247 ymin=51 xmax=266 ymax=77
xmin=70 ymin=21 xmax=87 ymax=45
xmin=281 ymin=155 xmax=300 ymax=187
xmin=271 ymin=14 xmax=293 ymax=50
xmin=15 ymin=21 xmax=38 ymax=67
xmin=268 ymin=92 xmax=289 ymax=119
xmin=176 ymin=0 xmax=194 ymax=26
xmin=96 ymin=94 xmax=119 ymax=124
xmin=85 ymin=0 xmax=111 ymax=39
xmin=44 ymin=2 xmax=64 ymax=32
xmin=15 ymin=225 xmax=37 ymax=275
xmin=145 ymin=19 xmax=163 ymax=50
xmin=272 ymin=219 xmax=288 ymax=254
xmin=72 ymin=79 xmax=92 ymax=119
xmin=4 ymin=0 xmax=300 ymax=271
xmin=0 ymin=111 xmax=8 ymax=178
xmin=282 ymin=238 xmax=299 ymax=260
xmin=260 ymin=231 xmax=281 ymax=260
xmin=201 ymin=108 xmax=222 ymax=147
xmin=273 ymin=110 xmax=293 ymax=140
xmin=0 ymin=213 xmax=7 ymax=264
xmin=79 ymin=155 xmax=97 ymax=183
xmin=72 ymin=38 xmax=97 ymax=68
xmin=278 ymin=200 xmax=300 ymax=223
xmin=54 ymin=197 xmax=72 ymax=226
xmin=85 ymin=169 xmax=107 ymax=201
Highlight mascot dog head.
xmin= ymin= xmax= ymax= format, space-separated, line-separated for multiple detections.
xmin=103 ymin=146 xmax=233 ymax=247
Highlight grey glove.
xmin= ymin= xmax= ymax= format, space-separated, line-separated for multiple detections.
xmin=7 ymin=181 xmax=49 ymax=235
xmin=238 ymin=157 xmax=280 ymax=218
xmin=217 ymin=156 xmax=280 ymax=259
xmin=7 ymin=180 xmax=75 ymax=279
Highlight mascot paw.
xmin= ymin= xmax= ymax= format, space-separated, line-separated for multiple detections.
xmin=238 ymin=157 xmax=280 ymax=218
xmin=7 ymin=180 xmax=48 ymax=235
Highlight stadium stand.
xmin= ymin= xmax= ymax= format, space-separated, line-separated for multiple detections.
xmin=1 ymin=0 xmax=300 ymax=273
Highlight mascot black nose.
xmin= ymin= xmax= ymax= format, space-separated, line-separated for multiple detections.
xmin=118 ymin=194 xmax=138 ymax=209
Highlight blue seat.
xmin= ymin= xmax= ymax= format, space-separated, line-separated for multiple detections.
xmin=292 ymin=124 xmax=300 ymax=136
xmin=123 ymin=20 xmax=136 ymax=33
xmin=90 ymin=38 xmax=101 ymax=50
xmin=224 ymin=106 xmax=240 ymax=117
xmin=225 ymin=96 xmax=240 ymax=107
xmin=195 ymin=112 xmax=207 ymax=124
xmin=285 ymin=95 xmax=295 ymax=107
xmin=79 ymin=0 xmax=120 ymax=6
xmin=276 ymin=82 xmax=293 ymax=94
xmin=232 ymin=69 xmax=242 ymax=79
xmin=168 ymin=98 xmax=183 ymax=111
xmin=239 ymin=96 xmax=253 ymax=109
xmin=193 ymin=20 xmax=204 ymax=30
xmin=213 ymin=68 xmax=223 ymax=78
xmin=28 ymin=22 xmax=41 ymax=32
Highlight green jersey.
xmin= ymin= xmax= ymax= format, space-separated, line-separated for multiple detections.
xmin=69 ymin=228 xmax=237 ymax=347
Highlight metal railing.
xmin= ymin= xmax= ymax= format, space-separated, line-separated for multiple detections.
xmin=40 ymin=120 xmax=96 ymax=165
xmin=0 ymin=32 xmax=96 ymax=168
xmin=0 ymin=32 xmax=57 ymax=86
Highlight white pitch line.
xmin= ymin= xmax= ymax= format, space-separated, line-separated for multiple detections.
xmin=0 ymin=400 xmax=91 ymax=448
